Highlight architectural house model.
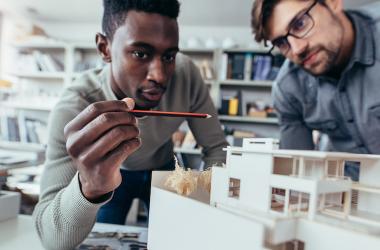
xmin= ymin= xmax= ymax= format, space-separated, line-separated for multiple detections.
xmin=148 ymin=138 xmax=380 ymax=250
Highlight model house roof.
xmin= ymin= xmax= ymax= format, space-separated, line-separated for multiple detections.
xmin=225 ymin=146 xmax=380 ymax=161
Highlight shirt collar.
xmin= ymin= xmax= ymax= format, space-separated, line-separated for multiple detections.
xmin=346 ymin=10 xmax=376 ymax=67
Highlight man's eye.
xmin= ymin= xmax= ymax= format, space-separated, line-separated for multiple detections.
xmin=162 ymin=54 xmax=176 ymax=63
xmin=132 ymin=51 xmax=148 ymax=59
xmin=292 ymin=15 xmax=308 ymax=32
xmin=273 ymin=38 xmax=288 ymax=49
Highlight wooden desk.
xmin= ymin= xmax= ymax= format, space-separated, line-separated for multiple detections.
xmin=0 ymin=215 xmax=148 ymax=250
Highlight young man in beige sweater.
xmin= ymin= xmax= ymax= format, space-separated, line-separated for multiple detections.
xmin=33 ymin=0 xmax=228 ymax=249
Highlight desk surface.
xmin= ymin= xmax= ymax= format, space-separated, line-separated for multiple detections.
xmin=0 ymin=215 xmax=43 ymax=250
xmin=0 ymin=215 xmax=148 ymax=250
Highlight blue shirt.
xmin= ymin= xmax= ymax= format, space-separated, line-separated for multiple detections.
xmin=273 ymin=3 xmax=380 ymax=154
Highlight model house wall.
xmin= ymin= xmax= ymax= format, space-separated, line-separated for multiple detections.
xmin=209 ymin=138 xmax=380 ymax=247
xmin=149 ymin=138 xmax=380 ymax=249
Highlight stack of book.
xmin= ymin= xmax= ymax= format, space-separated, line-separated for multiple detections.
xmin=0 ymin=116 xmax=47 ymax=145
xmin=220 ymin=52 xmax=285 ymax=81
xmin=15 ymin=51 xmax=64 ymax=73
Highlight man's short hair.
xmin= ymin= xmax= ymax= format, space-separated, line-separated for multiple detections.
xmin=251 ymin=0 xmax=324 ymax=44
xmin=102 ymin=0 xmax=181 ymax=39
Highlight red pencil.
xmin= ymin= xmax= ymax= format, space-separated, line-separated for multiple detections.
xmin=129 ymin=110 xmax=212 ymax=119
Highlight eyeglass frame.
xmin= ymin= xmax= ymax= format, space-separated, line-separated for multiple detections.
xmin=267 ymin=0 xmax=319 ymax=55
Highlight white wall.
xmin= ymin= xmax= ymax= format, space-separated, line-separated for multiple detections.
xmin=36 ymin=21 xmax=257 ymax=48
xmin=29 ymin=0 xmax=380 ymax=47
xmin=0 ymin=16 xmax=13 ymax=78
xmin=0 ymin=15 xmax=26 ymax=78
xmin=1 ymin=0 xmax=380 ymax=71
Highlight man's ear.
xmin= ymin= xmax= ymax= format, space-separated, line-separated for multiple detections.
xmin=96 ymin=33 xmax=112 ymax=63
xmin=324 ymin=0 xmax=343 ymax=14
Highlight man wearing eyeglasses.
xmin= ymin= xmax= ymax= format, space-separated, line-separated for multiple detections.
xmin=251 ymin=0 xmax=380 ymax=180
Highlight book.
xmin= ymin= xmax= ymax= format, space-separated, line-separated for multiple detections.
xmin=32 ymin=50 xmax=49 ymax=71
xmin=25 ymin=119 xmax=39 ymax=143
xmin=200 ymin=60 xmax=214 ymax=80
xmin=261 ymin=56 xmax=272 ymax=80
xmin=6 ymin=117 xmax=20 ymax=142
xmin=17 ymin=117 xmax=48 ymax=145
xmin=236 ymin=90 xmax=243 ymax=116
xmin=219 ymin=97 xmax=230 ymax=115
xmin=220 ymin=53 xmax=228 ymax=80
xmin=268 ymin=54 xmax=286 ymax=80
xmin=251 ymin=55 xmax=261 ymax=80
xmin=226 ymin=54 xmax=233 ymax=79
xmin=244 ymin=53 xmax=253 ymax=81
xmin=231 ymin=53 xmax=245 ymax=80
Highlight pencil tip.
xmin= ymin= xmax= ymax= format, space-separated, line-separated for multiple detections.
xmin=206 ymin=114 xmax=212 ymax=119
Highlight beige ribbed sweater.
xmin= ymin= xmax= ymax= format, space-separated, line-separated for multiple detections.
xmin=33 ymin=53 xmax=228 ymax=249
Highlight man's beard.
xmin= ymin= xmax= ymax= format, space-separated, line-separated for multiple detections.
xmin=299 ymin=44 xmax=340 ymax=76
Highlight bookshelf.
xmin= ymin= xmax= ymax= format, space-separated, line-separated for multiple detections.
xmin=0 ymin=41 xmax=285 ymax=159
xmin=215 ymin=48 xmax=284 ymax=146
xmin=218 ymin=115 xmax=279 ymax=124
xmin=72 ymin=44 xmax=104 ymax=75
xmin=0 ymin=42 xmax=100 ymax=147
xmin=219 ymin=79 xmax=273 ymax=88
xmin=8 ymin=72 xmax=66 ymax=79
xmin=180 ymin=48 xmax=219 ymax=104
xmin=11 ymin=42 xmax=68 ymax=50
xmin=172 ymin=47 xmax=284 ymax=158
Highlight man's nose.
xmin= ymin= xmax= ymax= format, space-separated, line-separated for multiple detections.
xmin=288 ymin=36 xmax=308 ymax=56
xmin=147 ymin=57 xmax=167 ymax=85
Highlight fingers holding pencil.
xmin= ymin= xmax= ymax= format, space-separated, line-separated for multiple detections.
xmin=64 ymin=98 xmax=141 ymax=201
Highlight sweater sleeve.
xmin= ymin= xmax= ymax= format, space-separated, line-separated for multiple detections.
xmin=185 ymin=60 xmax=229 ymax=168
xmin=32 ymin=88 xmax=112 ymax=250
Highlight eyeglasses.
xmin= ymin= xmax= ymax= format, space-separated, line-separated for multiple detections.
xmin=268 ymin=1 xmax=318 ymax=55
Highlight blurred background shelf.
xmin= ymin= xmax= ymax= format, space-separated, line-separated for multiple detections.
xmin=0 ymin=100 xmax=56 ymax=111
xmin=218 ymin=115 xmax=279 ymax=124
xmin=219 ymin=80 xmax=273 ymax=87
xmin=7 ymin=72 xmax=66 ymax=79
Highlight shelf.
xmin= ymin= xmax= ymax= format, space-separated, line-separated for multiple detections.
xmin=0 ymin=141 xmax=45 ymax=152
xmin=72 ymin=69 xmax=103 ymax=79
xmin=222 ymin=48 xmax=268 ymax=53
xmin=0 ymin=88 xmax=17 ymax=94
xmin=72 ymin=43 xmax=97 ymax=50
xmin=71 ymin=73 xmax=82 ymax=79
xmin=8 ymin=72 xmax=66 ymax=80
xmin=0 ymin=100 xmax=58 ymax=111
xmin=174 ymin=147 xmax=202 ymax=155
xmin=218 ymin=115 xmax=279 ymax=124
xmin=11 ymin=42 xmax=67 ymax=50
xmin=180 ymin=48 xmax=215 ymax=53
xmin=220 ymin=80 xmax=273 ymax=87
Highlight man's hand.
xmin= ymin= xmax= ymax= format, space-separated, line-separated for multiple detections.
xmin=64 ymin=98 xmax=141 ymax=201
